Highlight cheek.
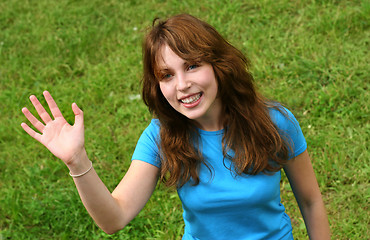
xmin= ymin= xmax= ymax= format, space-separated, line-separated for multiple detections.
xmin=159 ymin=83 xmax=172 ymax=101
xmin=205 ymin=77 xmax=218 ymax=95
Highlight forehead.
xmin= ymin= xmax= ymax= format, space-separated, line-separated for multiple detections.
xmin=156 ymin=45 xmax=183 ymax=69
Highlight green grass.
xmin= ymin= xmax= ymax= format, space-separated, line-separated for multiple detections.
xmin=1 ymin=0 xmax=368 ymax=239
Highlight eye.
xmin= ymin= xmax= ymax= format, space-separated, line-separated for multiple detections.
xmin=161 ymin=73 xmax=173 ymax=81
xmin=188 ymin=64 xmax=198 ymax=70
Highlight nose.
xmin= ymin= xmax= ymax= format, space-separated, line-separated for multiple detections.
xmin=176 ymin=73 xmax=191 ymax=91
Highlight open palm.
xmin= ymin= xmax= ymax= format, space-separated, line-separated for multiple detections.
xmin=21 ymin=91 xmax=85 ymax=165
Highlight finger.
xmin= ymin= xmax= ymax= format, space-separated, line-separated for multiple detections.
xmin=72 ymin=103 xmax=84 ymax=127
xmin=43 ymin=91 xmax=64 ymax=119
xmin=21 ymin=122 xmax=42 ymax=143
xmin=22 ymin=107 xmax=45 ymax=133
xmin=29 ymin=95 xmax=53 ymax=124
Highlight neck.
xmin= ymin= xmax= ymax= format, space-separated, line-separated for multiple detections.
xmin=193 ymin=119 xmax=223 ymax=131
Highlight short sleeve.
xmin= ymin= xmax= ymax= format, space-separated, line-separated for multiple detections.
xmin=269 ymin=107 xmax=307 ymax=159
xmin=131 ymin=119 xmax=161 ymax=168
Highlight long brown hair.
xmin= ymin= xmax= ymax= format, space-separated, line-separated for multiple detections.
xmin=142 ymin=14 xmax=289 ymax=187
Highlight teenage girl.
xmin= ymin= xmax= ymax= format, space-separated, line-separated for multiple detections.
xmin=21 ymin=14 xmax=330 ymax=239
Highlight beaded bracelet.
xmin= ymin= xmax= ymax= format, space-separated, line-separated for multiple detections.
xmin=69 ymin=161 xmax=93 ymax=178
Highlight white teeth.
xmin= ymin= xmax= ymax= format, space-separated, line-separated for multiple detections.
xmin=181 ymin=93 xmax=201 ymax=104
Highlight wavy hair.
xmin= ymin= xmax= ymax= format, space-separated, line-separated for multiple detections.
xmin=142 ymin=14 xmax=289 ymax=187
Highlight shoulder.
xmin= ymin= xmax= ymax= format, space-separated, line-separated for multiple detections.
xmin=136 ymin=118 xmax=161 ymax=149
xmin=148 ymin=118 xmax=161 ymax=131
xmin=269 ymin=106 xmax=300 ymax=132
xmin=268 ymin=105 xmax=307 ymax=158
xmin=140 ymin=119 xmax=160 ymax=139
xmin=147 ymin=118 xmax=160 ymax=130
xmin=131 ymin=119 xmax=162 ymax=168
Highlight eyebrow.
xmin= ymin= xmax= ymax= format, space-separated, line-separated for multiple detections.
xmin=157 ymin=61 xmax=193 ymax=71
xmin=157 ymin=67 xmax=171 ymax=72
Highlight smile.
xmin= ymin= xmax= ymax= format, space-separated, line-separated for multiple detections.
xmin=180 ymin=93 xmax=202 ymax=104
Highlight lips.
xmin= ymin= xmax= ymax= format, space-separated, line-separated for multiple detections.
xmin=179 ymin=93 xmax=202 ymax=104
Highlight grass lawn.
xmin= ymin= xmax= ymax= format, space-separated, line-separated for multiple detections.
xmin=1 ymin=0 xmax=368 ymax=239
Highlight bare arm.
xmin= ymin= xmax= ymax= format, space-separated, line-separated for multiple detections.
xmin=71 ymin=157 xmax=159 ymax=234
xmin=283 ymin=150 xmax=330 ymax=239
xmin=21 ymin=91 xmax=159 ymax=234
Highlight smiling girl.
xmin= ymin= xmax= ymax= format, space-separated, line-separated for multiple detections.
xmin=21 ymin=14 xmax=330 ymax=239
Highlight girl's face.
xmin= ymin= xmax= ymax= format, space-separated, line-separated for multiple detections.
xmin=157 ymin=45 xmax=222 ymax=131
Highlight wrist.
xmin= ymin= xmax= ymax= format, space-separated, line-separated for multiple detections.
xmin=69 ymin=160 xmax=92 ymax=178
xmin=67 ymin=149 xmax=91 ymax=175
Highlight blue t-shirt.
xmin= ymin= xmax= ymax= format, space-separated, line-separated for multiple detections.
xmin=132 ymin=108 xmax=307 ymax=240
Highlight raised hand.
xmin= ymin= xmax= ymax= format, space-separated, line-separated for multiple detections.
xmin=21 ymin=91 xmax=86 ymax=166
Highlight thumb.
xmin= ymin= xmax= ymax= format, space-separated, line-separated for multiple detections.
xmin=72 ymin=103 xmax=84 ymax=127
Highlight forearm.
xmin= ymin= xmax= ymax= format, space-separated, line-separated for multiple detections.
xmin=300 ymin=198 xmax=330 ymax=240
xmin=68 ymin=152 xmax=127 ymax=234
